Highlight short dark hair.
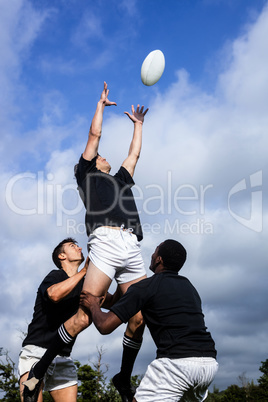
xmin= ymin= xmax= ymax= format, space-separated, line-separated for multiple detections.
xmin=52 ymin=238 xmax=77 ymax=269
xmin=158 ymin=239 xmax=187 ymax=272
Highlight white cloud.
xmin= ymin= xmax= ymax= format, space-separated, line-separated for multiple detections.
xmin=0 ymin=0 xmax=55 ymax=171
xmin=71 ymin=10 xmax=104 ymax=48
xmin=218 ymin=4 xmax=268 ymax=114
xmin=118 ymin=0 xmax=138 ymax=16
xmin=0 ymin=0 xmax=52 ymax=104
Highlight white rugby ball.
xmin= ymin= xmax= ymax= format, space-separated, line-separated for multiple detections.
xmin=141 ymin=50 xmax=165 ymax=86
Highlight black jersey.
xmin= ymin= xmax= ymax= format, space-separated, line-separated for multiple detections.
xmin=111 ymin=271 xmax=217 ymax=359
xmin=75 ymin=155 xmax=143 ymax=241
xmin=22 ymin=269 xmax=84 ymax=356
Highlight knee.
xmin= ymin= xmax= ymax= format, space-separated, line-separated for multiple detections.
xmin=132 ymin=312 xmax=144 ymax=329
xmin=127 ymin=311 xmax=145 ymax=337
xmin=73 ymin=310 xmax=91 ymax=332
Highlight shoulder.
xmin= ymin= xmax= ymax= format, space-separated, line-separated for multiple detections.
xmin=39 ymin=269 xmax=67 ymax=290
xmin=160 ymin=272 xmax=199 ymax=294
xmin=114 ymin=166 xmax=135 ymax=186
xmin=152 ymin=271 xmax=180 ymax=288
xmin=159 ymin=271 xmax=188 ymax=283
xmin=128 ymin=276 xmax=155 ymax=292
xmin=42 ymin=269 xmax=64 ymax=280
xmin=75 ymin=154 xmax=98 ymax=182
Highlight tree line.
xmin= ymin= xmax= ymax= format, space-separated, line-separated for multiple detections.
xmin=0 ymin=347 xmax=267 ymax=401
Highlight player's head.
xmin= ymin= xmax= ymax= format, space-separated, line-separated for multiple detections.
xmin=96 ymin=154 xmax=111 ymax=173
xmin=52 ymin=238 xmax=84 ymax=269
xmin=150 ymin=239 xmax=187 ymax=273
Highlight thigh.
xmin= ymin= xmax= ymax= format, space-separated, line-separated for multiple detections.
xmin=20 ymin=372 xmax=44 ymax=402
xmin=119 ymin=274 xmax=147 ymax=295
xmin=83 ymin=260 xmax=112 ymax=296
xmin=19 ymin=345 xmax=46 ymax=402
xmin=65 ymin=263 xmax=110 ymax=336
xmin=50 ymin=385 xmax=77 ymax=402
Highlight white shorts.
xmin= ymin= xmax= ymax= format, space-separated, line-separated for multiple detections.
xmin=134 ymin=357 xmax=218 ymax=401
xmin=88 ymin=226 xmax=146 ymax=284
xmin=18 ymin=345 xmax=77 ymax=392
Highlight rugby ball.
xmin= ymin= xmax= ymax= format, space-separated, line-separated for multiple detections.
xmin=141 ymin=50 xmax=165 ymax=86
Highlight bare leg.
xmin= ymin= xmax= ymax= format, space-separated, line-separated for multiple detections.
xmin=64 ymin=261 xmax=112 ymax=336
xmin=50 ymin=384 xmax=78 ymax=402
xmin=120 ymin=275 xmax=147 ymax=339
xmin=112 ymin=275 xmax=147 ymax=401
xmin=20 ymin=373 xmax=43 ymax=402
xmin=121 ymin=275 xmax=146 ymax=345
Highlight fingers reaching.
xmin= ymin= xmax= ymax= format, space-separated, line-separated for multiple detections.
xmin=125 ymin=104 xmax=149 ymax=123
xmin=100 ymin=81 xmax=117 ymax=107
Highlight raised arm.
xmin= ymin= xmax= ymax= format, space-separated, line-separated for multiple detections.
xmin=83 ymin=82 xmax=117 ymax=161
xmin=122 ymin=104 xmax=149 ymax=177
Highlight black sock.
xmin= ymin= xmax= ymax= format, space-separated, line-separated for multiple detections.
xmin=119 ymin=333 xmax=142 ymax=383
xmin=33 ymin=324 xmax=75 ymax=379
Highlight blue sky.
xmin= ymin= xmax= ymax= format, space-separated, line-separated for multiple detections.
xmin=1 ymin=0 xmax=268 ymax=393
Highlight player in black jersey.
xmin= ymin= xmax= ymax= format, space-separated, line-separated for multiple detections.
xmin=80 ymin=239 xmax=218 ymax=402
xmin=20 ymin=238 xmax=86 ymax=402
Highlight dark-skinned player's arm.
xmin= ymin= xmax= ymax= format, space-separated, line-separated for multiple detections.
xmin=83 ymin=81 xmax=117 ymax=161
xmin=80 ymin=290 xmax=122 ymax=335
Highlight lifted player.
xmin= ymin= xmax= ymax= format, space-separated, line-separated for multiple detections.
xmin=23 ymin=82 xmax=148 ymax=402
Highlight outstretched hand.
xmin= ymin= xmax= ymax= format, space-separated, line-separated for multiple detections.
xmin=124 ymin=104 xmax=149 ymax=124
xmin=100 ymin=81 xmax=117 ymax=107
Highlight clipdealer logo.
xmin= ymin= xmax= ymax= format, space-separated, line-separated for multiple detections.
xmin=5 ymin=170 xmax=263 ymax=233
xmin=228 ymin=170 xmax=262 ymax=232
